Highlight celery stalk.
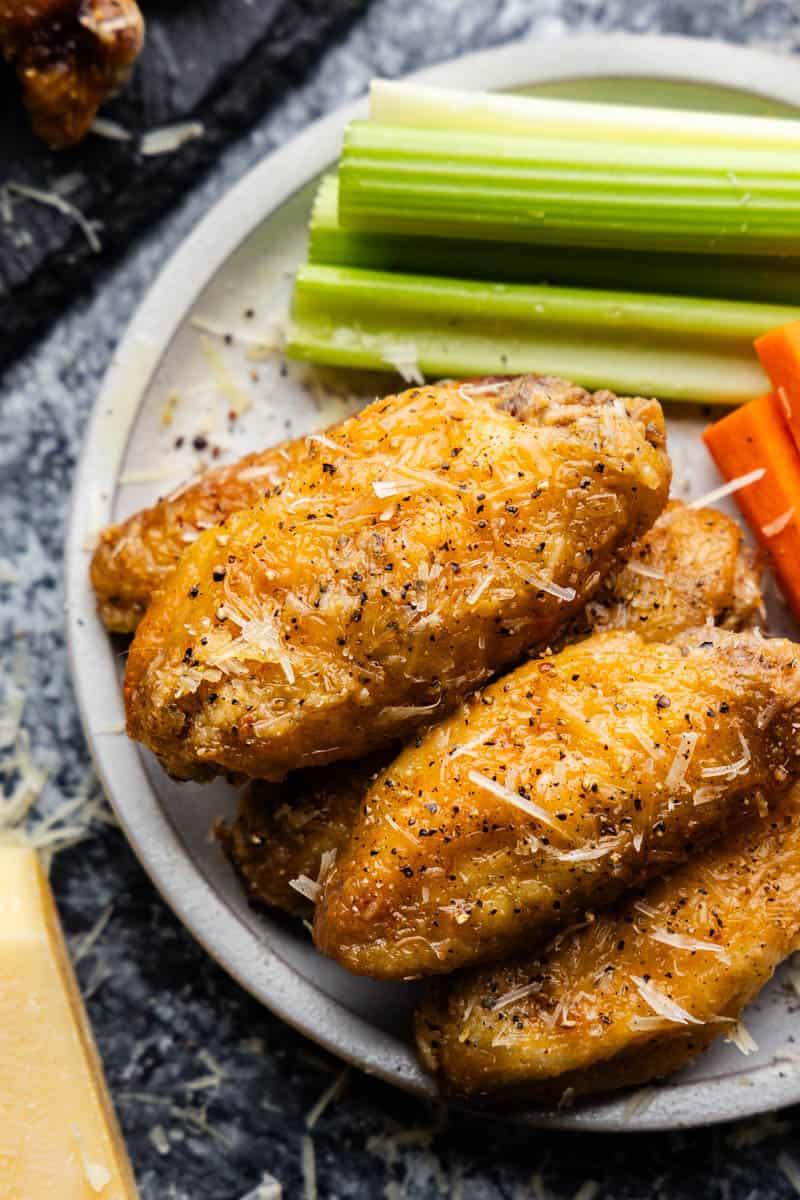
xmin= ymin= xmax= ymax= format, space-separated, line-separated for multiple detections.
xmin=310 ymin=174 xmax=800 ymax=305
xmin=339 ymin=122 xmax=800 ymax=257
xmin=287 ymin=264 xmax=791 ymax=405
xmin=369 ymin=80 xmax=800 ymax=151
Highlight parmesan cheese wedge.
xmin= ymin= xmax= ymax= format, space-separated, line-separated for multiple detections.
xmin=0 ymin=847 xmax=138 ymax=1198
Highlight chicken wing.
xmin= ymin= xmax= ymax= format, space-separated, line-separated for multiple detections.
xmin=572 ymin=499 xmax=763 ymax=643
xmin=221 ymin=501 xmax=763 ymax=918
xmin=416 ymin=786 xmax=800 ymax=1101
xmin=91 ymin=440 xmax=306 ymax=634
xmin=217 ymin=754 xmax=389 ymax=918
xmin=0 ymin=0 xmax=144 ymax=148
xmin=125 ymin=376 xmax=670 ymax=782
xmin=314 ymin=628 xmax=800 ymax=979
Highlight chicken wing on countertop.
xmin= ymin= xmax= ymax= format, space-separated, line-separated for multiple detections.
xmin=220 ymin=500 xmax=763 ymax=919
xmin=313 ymin=628 xmax=800 ymax=979
xmin=0 ymin=0 xmax=144 ymax=148
xmin=124 ymin=376 xmax=670 ymax=782
xmin=416 ymin=786 xmax=800 ymax=1102
xmin=91 ymin=439 xmax=307 ymax=634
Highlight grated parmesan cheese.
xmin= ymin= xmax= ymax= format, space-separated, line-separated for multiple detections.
xmin=301 ymin=1135 xmax=317 ymax=1200
xmin=631 ymin=975 xmax=703 ymax=1025
xmin=149 ymin=1124 xmax=170 ymax=1155
xmin=140 ymin=122 xmax=205 ymax=156
xmin=289 ymin=875 xmax=321 ymax=903
xmin=762 ymin=507 xmax=795 ymax=538
xmin=465 ymin=573 xmax=494 ymax=606
xmin=688 ymin=468 xmax=766 ymax=511
xmin=664 ymin=731 xmax=699 ymax=790
xmin=490 ymin=980 xmax=541 ymax=1011
xmin=2 ymin=181 xmax=102 ymax=252
xmin=90 ymin=117 xmax=132 ymax=141
xmin=647 ymin=927 xmax=730 ymax=962
xmin=725 ymin=1021 xmax=759 ymax=1056
xmin=467 ymin=769 xmax=574 ymax=840
xmin=199 ymin=335 xmax=252 ymax=417
xmin=380 ymin=341 xmax=424 ymax=385
xmin=305 ymin=1066 xmax=350 ymax=1129
xmin=240 ymin=1173 xmax=283 ymax=1200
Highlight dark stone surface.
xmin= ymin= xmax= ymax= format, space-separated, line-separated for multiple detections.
xmin=0 ymin=0 xmax=368 ymax=368
xmin=3 ymin=1 xmax=800 ymax=1196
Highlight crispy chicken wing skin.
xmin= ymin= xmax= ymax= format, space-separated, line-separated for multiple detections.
xmin=221 ymin=501 xmax=762 ymax=918
xmin=416 ymin=787 xmax=800 ymax=1101
xmin=1 ymin=0 xmax=143 ymax=148
xmin=573 ymin=499 xmax=763 ymax=643
xmin=125 ymin=377 xmax=670 ymax=782
xmin=91 ymin=440 xmax=306 ymax=634
xmin=217 ymin=754 xmax=389 ymax=918
xmin=314 ymin=628 xmax=800 ymax=979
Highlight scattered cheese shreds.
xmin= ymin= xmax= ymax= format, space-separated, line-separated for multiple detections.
xmin=647 ymin=927 xmax=730 ymax=963
xmin=302 ymin=1135 xmax=317 ymax=1200
xmin=90 ymin=117 xmax=132 ymax=141
xmin=665 ymin=731 xmax=699 ymax=790
xmin=305 ymin=1067 xmax=350 ymax=1129
xmin=289 ymin=875 xmax=321 ymax=904
xmin=687 ymin=467 xmax=766 ymax=511
xmin=762 ymin=507 xmax=795 ymax=538
xmin=149 ymin=1124 xmax=170 ymax=1155
xmin=467 ymin=769 xmax=573 ymax=839
xmin=3 ymin=181 xmax=102 ymax=252
xmin=631 ymin=975 xmax=704 ymax=1025
xmin=140 ymin=121 xmax=205 ymax=156
xmin=490 ymin=980 xmax=541 ymax=1012
xmin=725 ymin=1021 xmax=759 ymax=1056
xmin=240 ymin=1173 xmax=283 ymax=1200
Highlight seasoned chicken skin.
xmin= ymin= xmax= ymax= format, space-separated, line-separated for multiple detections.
xmin=1 ymin=0 xmax=144 ymax=148
xmin=221 ymin=501 xmax=763 ymax=918
xmin=573 ymin=499 xmax=763 ymax=643
xmin=125 ymin=377 xmax=670 ymax=782
xmin=417 ymin=786 xmax=800 ymax=1101
xmin=217 ymin=754 xmax=390 ymax=918
xmin=92 ymin=440 xmax=307 ymax=634
xmin=314 ymin=628 xmax=800 ymax=979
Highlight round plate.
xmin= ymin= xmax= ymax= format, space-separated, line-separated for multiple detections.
xmin=66 ymin=34 xmax=800 ymax=1131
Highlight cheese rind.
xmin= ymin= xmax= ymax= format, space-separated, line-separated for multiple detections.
xmin=0 ymin=847 xmax=139 ymax=1199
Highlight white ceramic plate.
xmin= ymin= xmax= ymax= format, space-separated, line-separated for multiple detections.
xmin=66 ymin=34 xmax=800 ymax=1131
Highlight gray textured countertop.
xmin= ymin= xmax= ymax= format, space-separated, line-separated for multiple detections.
xmin=3 ymin=2 xmax=800 ymax=1196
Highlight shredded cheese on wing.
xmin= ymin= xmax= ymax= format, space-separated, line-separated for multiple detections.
xmin=140 ymin=122 xmax=205 ymax=156
xmin=664 ymin=731 xmax=699 ymax=790
xmin=725 ymin=1021 xmax=759 ymax=1056
xmin=467 ymin=769 xmax=573 ymax=840
xmin=631 ymin=976 xmax=704 ymax=1025
xmin=647 ymin=927 xmax=730 ymax=962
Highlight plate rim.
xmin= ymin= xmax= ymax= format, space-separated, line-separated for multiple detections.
xmin=65 ymin=32 xmax=800 ymax=1132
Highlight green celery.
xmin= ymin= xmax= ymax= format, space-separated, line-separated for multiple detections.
xmin=339 ymin=122 xmax=800 ymax=257
xmin=310 ymin=174 xmax=800 ymax=305
xmin=369 ymin=80 xmax=800 ymax=151
xmin=287 ymin=264 xmax=795 ymax=405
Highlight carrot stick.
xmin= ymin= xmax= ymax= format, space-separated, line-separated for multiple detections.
xmin=754 ymin=320 xmax=800 ymax=452
xmin=703 ymin=391 xmax=800 ymax=622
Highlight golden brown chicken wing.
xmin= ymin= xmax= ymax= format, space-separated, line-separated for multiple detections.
xmin=221 ymin=501 xmax=763 ymax=918
xmin=416 ymin=786 xmax=800 ymax=1101
xmin=91 ymin=440 xmax=306 ymax=634
xmin=572 ymin=499 xmax=763 ymax=643
xmin=314 ymin=628 xmax=800 ymax=979
xmin=125 ymin=376 xmax=670 ymax=782
xmin=217 ymin=753 xmax=390 ymax=918
xmin=0 ymin=0 xmax=144 ymax=148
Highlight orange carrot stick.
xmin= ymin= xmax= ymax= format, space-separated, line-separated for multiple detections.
xmin=703 ymin=392 xmax=800 ymax=623
xmin=754 ymin=321 xmax=800 ymax=452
